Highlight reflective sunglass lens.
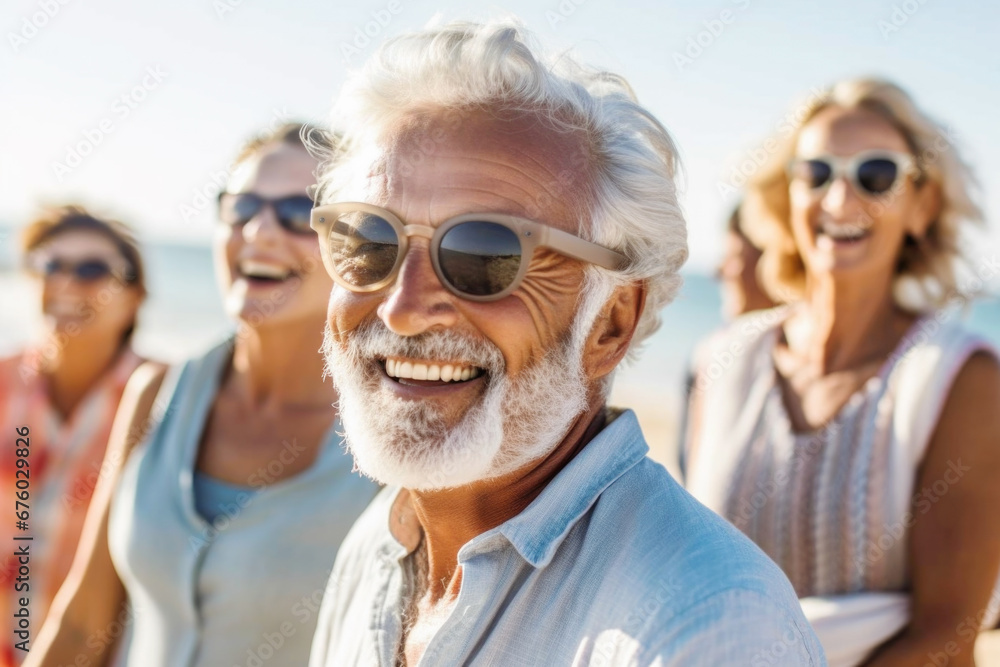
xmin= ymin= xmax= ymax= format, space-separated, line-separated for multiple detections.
xmin=222 ymin=193 xmax=263 ymax=225
xmin=856 ymin=159 xmax=899 ymax=195
xmin=41 ymin=259 xmax=64 ymax=277
xmin=38 ymin=258 xmax=114 ymax=282
xmin=327 ymin=212 xmax=400 ymax=287
xmin=438 ymin=221 xmax=522 ymax=297
xmin=273 ymin=196 xmax=316 ymax=234
xmin=74 ymin=260 xmax=113 ymax=281
xmin=797 ymin=160 xmax=833 ymax=189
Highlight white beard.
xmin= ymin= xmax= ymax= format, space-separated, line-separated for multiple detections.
xmin=322 ymin=320 xmax=590 ymax=491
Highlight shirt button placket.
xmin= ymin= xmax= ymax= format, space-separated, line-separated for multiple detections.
xmin=188 ymin=533 xmax=211 ymax=665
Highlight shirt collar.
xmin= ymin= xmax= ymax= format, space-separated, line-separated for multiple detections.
xmin=464 ymin=408 xmax=649 ymax=568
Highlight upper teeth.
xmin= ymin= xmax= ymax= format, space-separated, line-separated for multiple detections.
xmin=822 ymin=224 xmax=867 ymax=240
xmin=240 ymin=260 xmax=291 ymax=280
xmin=385 ymin=358 xmax=482 ymax=382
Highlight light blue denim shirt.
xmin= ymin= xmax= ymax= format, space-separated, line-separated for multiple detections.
xmin=309 ymin=409 xmax=827 ymax=666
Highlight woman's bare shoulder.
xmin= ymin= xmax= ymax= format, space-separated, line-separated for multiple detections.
xmin=112 ymin=361 xmax=170 ymax=461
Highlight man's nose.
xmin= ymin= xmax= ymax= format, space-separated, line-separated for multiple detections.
xmin=376 ymin=240 xmax=459 ymax=337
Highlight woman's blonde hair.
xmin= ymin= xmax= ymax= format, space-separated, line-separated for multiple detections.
xmin=741 ymin=77 xmax=984 ymax=312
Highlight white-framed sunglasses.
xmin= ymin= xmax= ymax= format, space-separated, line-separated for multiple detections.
xmin=310 ymin=202 xmax=628 ymax=302
xmin=788 ymin=150 xmax=920 ymax=198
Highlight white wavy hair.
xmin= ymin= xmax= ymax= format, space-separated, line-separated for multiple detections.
xmin=313 ymin=18 xmax=688 ymax=362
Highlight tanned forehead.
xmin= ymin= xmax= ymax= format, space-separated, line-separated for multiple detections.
xmin=399 ymin=107 xmax=590 ymax=162
xmin=372 ymin=107 xmax=597 ymax=219
xmin=799 ymin=105 xmax=913 ymax=155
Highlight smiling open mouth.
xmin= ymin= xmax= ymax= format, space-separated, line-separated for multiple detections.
xmin=382 ymin=358 xmax=484 ymax=384
xmin=45 ymin=301 xmax=86 ymax=318
xmin=239 ymin=259 xmax=298 ymax=284
xmin=819 ymin=222 xmax=870 ymax=244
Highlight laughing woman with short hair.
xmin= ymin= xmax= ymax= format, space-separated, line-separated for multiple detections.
xmin=0 ymin=206 xmax=149 ymax=666
xmin=28 ymin=124 xmax=379 ymax=667
xmin=684 ymin=79 xmax=1000 ymax=667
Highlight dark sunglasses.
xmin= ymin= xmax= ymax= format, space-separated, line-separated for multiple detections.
xmin=217 ymin=192 xmax=315 ymax=234
xmin=310 ymin=202 xmax=628 ymax=302
xmin=29 ymin=256 xmax=133 ymax=283
xmin=788 ymin=150 xmax=918 ymax=198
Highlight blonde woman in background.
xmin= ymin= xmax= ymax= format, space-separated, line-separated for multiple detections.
xmin=684 ymin=78 xmax=1000 ymax=666
xmin=28 ymin=124 xmax=379 ymax=666
xmin=0 ymin=207 xmax=150 ymax=666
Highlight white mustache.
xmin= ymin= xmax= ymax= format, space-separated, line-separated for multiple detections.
xmin=333 ymin=319 xmax=506 ymax=377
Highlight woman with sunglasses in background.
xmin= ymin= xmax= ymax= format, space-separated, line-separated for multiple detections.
xmin=683 ymin=78 xmax=1000 ymax=666
xmin=0 ymin=206 xmax=149 ymax=666
xmin=29 ymin=123 xmax=379 ymax=667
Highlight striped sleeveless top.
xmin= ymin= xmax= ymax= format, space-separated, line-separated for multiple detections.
xmin=684 ymin=307 xmax=998 ymax=599
xmin=107 ymin=338 xmax=380 ymax=666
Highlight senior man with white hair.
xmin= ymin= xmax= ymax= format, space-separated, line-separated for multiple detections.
xmin=308 ymin=19 xmax=826 ymax=667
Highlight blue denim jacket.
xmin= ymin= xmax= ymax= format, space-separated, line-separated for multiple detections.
xmin=310 ymin=409 xmax=827 ymax=666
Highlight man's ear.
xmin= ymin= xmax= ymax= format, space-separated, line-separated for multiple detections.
xmin=582 ymin=281 xmax=646 ymax=382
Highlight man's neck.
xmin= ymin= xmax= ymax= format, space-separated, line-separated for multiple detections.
xmin=401 ymin=395 xmax=609 ymax=603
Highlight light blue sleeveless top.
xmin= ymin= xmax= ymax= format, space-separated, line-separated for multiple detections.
xmin=192 ymin=472 xmax=257 ymax=524
xmin=107 ymin=338 xmax=380 ymax=666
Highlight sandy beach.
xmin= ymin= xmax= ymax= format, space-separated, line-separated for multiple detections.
xmin=608 ymin=382 xmax=683 ymax=478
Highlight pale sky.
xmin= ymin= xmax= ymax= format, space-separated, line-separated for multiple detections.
xmin=3 ymin=0 xmax=998 ymax=272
